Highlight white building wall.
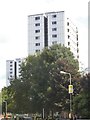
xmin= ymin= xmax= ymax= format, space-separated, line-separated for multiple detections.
xmin=67 ymin=18 xmax=79 ymax=59
xmin=64 ymin=11 xmax=79 ymax=59
xmin=6 ymin=60 xmax=15 ymax=86
xmin=6 ymin=58 xmax=23 ymax=86
xmin=16 ymin=58 xmax=23 ymax=78
xmin=46 ymin=11 xmax=65 ymax=46
xmin=28 ymin=11 xmax=79 ymax=60
xmin=28 ymin=14 xmax=45 ymax=55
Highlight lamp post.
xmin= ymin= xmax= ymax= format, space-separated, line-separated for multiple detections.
xmin=60 ymin=71 xmax=73 ymax=119
xmin=2 ymin=101 xmax=7 ymax=118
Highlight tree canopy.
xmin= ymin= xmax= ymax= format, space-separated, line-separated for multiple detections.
xmin=8 ymin=44 xmax=80 ymax=114
xmin=73 ymin=73 xmax=90 ymax=118
xmin=2 ymin=44 xmax=81 ymax=116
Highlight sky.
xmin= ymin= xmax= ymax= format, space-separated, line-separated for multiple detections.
xmin=0 ymin=0 xmax=88 ymax=90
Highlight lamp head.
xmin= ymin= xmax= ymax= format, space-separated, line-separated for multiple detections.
xmin=60 ymin=71 xmax=67 ymax=74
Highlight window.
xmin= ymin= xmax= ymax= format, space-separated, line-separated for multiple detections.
xmin=52 ymin=28 xmax=57 ymax=31
xmin=77 ymin=55 xmax=79 ymax=59
xmin=68 ymin=42 xmax=70 ymax=46
xmin=18 ymin=64 xmax=21 ymax=66
xmin=68 ymin=35 xmax=70 ymax=39
xmin=67 ymin=29 xmax=69 ymax=32
xmin=10 ymin=61 xmax=12 ymax=63
xmin=19 ymin=68 xmax=21 ymax=70
xmin=10 ymin=68 xmax=12 ymax=70
xmin=35 ymin=36 xmax=40 ymax=40
xmin=10 ymin=72 xmax=12 ymax=74
xmin=52 ymin=41 xmax=57 ymax=44
xmin=76 ymin=28 xmax=78 ymax=33
xmin=67 ymin=22 xmax=69 ymax=26
xmin=35 ymin=23 xmax=40 ymax=26
xmin=77 ymin=48 xmax=79 ymax=53
xmin=77 ymin=35 xmax=78 ymax=40
xmin=10 ymin=65 xmax=12 ymax=67
xmin=35 ymin=30 xmax=40 ymax=33
xmin=52 ymin=34 xmax=57 ymax=38
xmin=35 ymin=43 xmax=40 ymax=46
xmin=36 ymin=49 xmax=40 ymax=52
xmin=52 ymin=21 xmax=57 ymax=24
xmin=77 ymin=42 xmax=78 ymax=47
xmin=35 ymin=16 xmax=40 ymax=20
xmin=52 ymin=14 xmax=57 ymax=18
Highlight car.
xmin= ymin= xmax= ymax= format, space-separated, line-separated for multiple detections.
xmin=23 ymin=117 xmax=32 ymax=120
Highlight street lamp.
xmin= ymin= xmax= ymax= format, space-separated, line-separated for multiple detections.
xmin=2 ymin=101 xmax=7 ymax=118
xmin=60 ymin=71 xmax=73 ymax=119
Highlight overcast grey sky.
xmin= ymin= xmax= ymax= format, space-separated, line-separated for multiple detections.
xmin=0 ymin=0 xmax=88 ymax=90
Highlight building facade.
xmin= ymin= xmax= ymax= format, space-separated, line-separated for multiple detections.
xmin=28 ymin=11 xmax=79 ymax=59
xmin=6 ymin=58 xmax=23 ymax=86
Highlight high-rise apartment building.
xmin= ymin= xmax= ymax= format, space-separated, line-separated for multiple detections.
xmin=6 ymin=58 xmax=23 ymax=86
xmin=28 ymin=11 xmax=79 ymax=59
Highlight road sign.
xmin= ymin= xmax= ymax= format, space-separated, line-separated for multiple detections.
xmin=68 ymin=85 xmax=73 ymax=93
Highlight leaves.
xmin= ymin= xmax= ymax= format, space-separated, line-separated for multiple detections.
xmin=73 ymin=73 xmax=90 ymax=118
xmin=2 ymin=44 xmax=80 ymax=114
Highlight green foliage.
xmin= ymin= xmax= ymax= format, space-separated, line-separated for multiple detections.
xmin=73 ymin=73 xmax=90 ymax=118
xmin=4 ymin=44 xmax=80 ymax=114
xmin=1 ymin=86 xmax=15 ymax=113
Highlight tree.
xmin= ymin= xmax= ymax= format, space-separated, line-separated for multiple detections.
xmin=73 ymin=73 xmax=90 ymax=118
xmin=10 ymin=44 xmax=80 ymax=114
xmin=1 ymin=86 xmax=15 ymax=113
